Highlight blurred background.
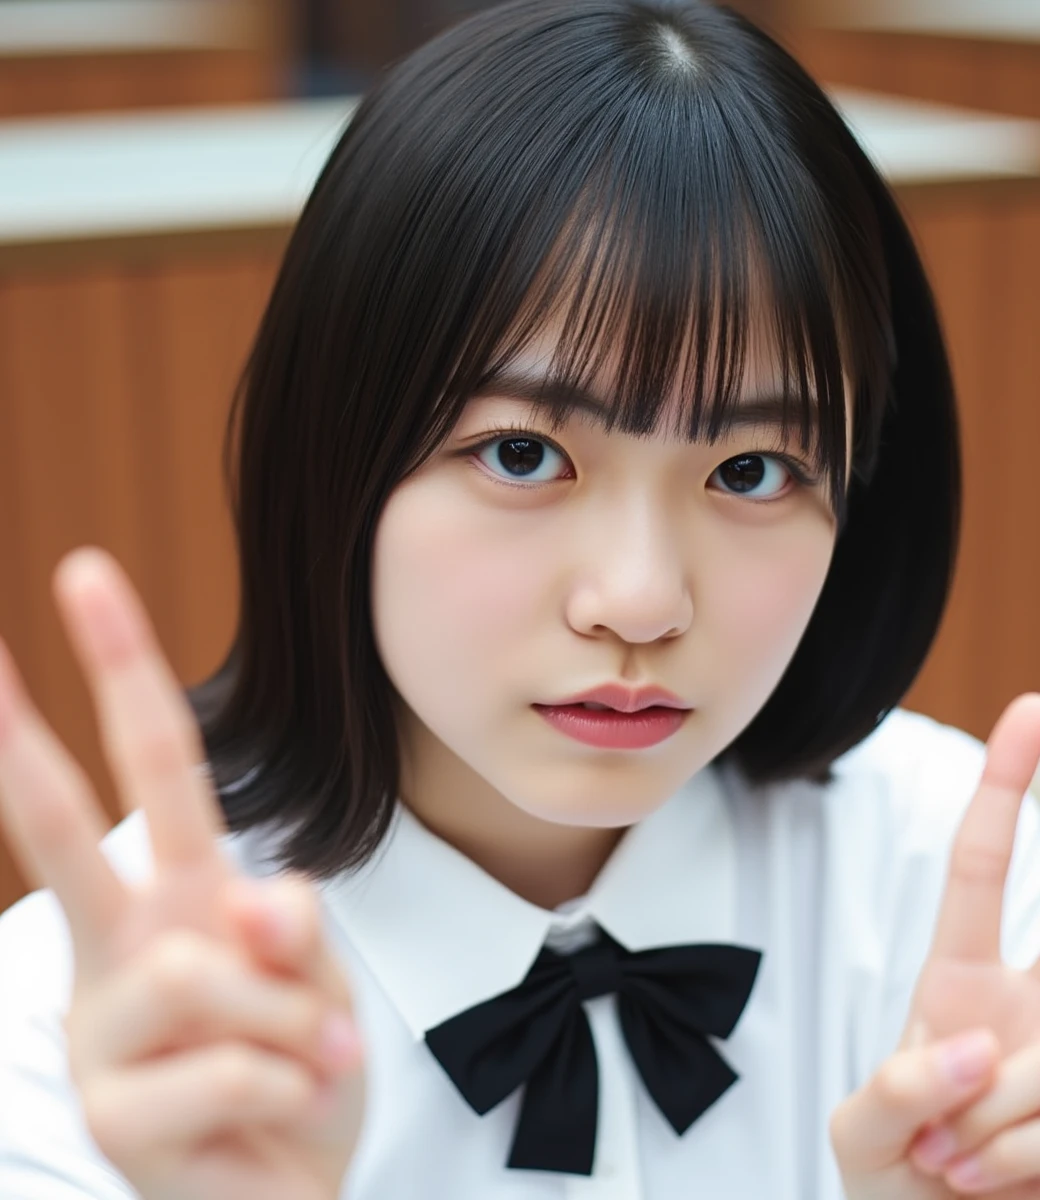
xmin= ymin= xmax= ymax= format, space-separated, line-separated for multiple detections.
xmin=1 ymin=0 xmax=1038 ymax=913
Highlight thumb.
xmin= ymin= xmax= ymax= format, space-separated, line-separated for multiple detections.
xmin=222 ymin=873 xmax=354 ymax=1011
xmin=830 ymin=1026 xmax=999 ymax=1177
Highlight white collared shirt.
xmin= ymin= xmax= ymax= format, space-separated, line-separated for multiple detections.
xmin=3 ymin=707 xmax=1040 ymax=1199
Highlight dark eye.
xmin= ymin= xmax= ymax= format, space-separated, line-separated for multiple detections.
xmin=711 ymin=455 xmax=791 ymax=499
xmin=475 ymin=436 xmax=570 ymax=483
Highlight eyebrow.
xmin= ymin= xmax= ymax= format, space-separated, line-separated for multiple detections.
xmin=472 ymin=368 xmax=814 ymax=431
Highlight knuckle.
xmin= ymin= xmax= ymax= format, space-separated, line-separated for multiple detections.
xmin=277 ymin=1059 xmax=315 ymax=1107
xmin=872 ymin=1056 xmax=922 ymax=1109
xmin=211 ymin=1044 xmax=261 ymax=1106
xmin=23 ymin=783 xmax=76 ymax=849
xmin=949 ymin=840 xmax=1008 ymax=885
xmin=147 ymin=932 xmax=211 ymax=1004
xmin=128 ymin=722 xmax=188 ymax=778
xmin=209 ymin=1044 xmax=311 ymax=1113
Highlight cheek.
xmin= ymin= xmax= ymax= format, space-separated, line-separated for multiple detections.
xmin=370 ymin=481 xmax=546 ymax=690
xmin=708 ymin=522 xmax=834 ymax=669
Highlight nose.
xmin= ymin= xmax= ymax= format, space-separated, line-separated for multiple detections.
xmin=564 ymin=499 xmax=693 ymax=645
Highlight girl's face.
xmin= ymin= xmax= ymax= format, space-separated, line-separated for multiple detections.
xmin=371 ymin=319 xmax=844 ymax=832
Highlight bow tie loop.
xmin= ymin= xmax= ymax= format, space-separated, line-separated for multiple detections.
xmin=617 ymin=941 xmax=766 ymax=1038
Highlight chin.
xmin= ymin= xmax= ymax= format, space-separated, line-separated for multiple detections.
xmin=510 ymin=788 xmax=671 ymax=829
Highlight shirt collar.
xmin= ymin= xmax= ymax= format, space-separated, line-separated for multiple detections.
xmin=319 ymin=765 xmax=736 ymax=1040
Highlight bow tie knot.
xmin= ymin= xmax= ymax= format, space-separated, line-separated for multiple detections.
xmin=425 ymin=927 xmax=763 ymax=1175
xmin=569 ymin=937 xmax=624 ymax=1001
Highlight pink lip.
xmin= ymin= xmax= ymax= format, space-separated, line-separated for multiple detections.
xmin=532 ymin=703 xmax=689 ymax=749
xmin=551 ymin=683 xmax=690 ymax=713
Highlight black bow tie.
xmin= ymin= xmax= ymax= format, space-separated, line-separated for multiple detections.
xmin=423 ymin=928 xmax=763 ymax=1175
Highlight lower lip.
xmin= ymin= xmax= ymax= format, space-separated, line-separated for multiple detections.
xmin=532 ymin=704 xmax=689 ymax=749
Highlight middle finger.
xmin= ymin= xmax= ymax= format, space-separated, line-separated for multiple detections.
xmin=0 ymin=636 xmax=126 ymax=968
xmin=72 ymin=929 xmax=361 ymax=1084
xmin=912 ymin=1040 xmax=1040 ymax=1173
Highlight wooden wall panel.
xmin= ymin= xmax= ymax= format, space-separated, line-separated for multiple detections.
xmin=0 ymin=50 xmax=285 ymax=119
xmin=0 ymin=254 xmax=280 ymax=915
xmin=790 ymin=28 xmax=1040 ymax=120
xmin=902 ymin=194 xmax=1040 ymax=732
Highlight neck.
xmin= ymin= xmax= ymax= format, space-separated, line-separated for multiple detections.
xmin=399 ymin=736 xmax=628 ymax=911
xmin=419 ymin=800 xmax=626 ymax=910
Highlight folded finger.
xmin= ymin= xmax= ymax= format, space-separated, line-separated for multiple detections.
xmin=76 ymin=929 xmax=361 ymax=1082
xmin=222 ymin=873 xmax=355 ymax=1012
xmin=940 ymin=1117 xmax=1040 ymax=1194
xmin=0 ymin=635 xmax=126 ymax=973
xmin=53 ymin=548 xmax=228 ymax=872
xmin=912 ymin=1040 xmax=1040 ymax=1173
xmin=829 ymin=1028 xmax=1000 ymax=1174
xmin=82 ymin=1040 xmax=324 ymax=1170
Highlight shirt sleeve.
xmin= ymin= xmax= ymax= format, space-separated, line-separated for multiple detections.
xmin=0 ymin=888 xmax=141 ymax=1199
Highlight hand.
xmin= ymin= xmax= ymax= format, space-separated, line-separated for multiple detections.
xmin=830 ymin=693 xmax=1040 ymax=1199
xmin=0 ymin=547 xmax=365 ymax=1200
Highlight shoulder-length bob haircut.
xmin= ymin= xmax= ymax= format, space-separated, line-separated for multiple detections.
xmin=186 ymin=0 xmax=959 ymax=880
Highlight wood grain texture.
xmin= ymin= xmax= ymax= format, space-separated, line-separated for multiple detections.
xmin=789 ymin=27 xmax=1040 ymax=120
xmin=0 ymin=0 xmax=290 ymax=117
xmin=0 ymin=255 xmax=279 ymax=913
xmin=0 ymin=50 xmax=284 ymax=119
xmin=902 ymin=193 xmax=1040 ymax=732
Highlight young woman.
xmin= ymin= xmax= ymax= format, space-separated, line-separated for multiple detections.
xmin=2 ymin=2 xmax=1040 ymax=1198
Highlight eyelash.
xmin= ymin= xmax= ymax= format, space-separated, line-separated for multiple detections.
xmin=461 ymin=424 xmax=819 ymax=500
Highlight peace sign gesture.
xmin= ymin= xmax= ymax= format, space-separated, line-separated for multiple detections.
xmin=831 ymin=692 xmax=1040 ymax=1198
xmin=0 ymin=548 xmax=364 ymax=1200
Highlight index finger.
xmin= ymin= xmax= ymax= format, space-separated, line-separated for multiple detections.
xmin=52 ymin=548 xmax=228 ymax=873
xmin=929 ymin=693 xmax=1040 ymax=962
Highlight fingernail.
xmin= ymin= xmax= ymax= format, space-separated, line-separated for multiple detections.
xmin=940 ymin=1031 xmax=994 ymax=1084
xmin=321 ymin=1013 xmax=361 ymax=1069
xmin=945 ymin=1154 xmax=986 ymax=1190
xmin=913 ymin=1125 xmax=958 ymax=1170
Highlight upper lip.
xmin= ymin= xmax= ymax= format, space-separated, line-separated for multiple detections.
xmin=547 ymin=684 xmax=691 ymax=712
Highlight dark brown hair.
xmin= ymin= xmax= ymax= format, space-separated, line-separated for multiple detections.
xmin=186 ymin=0 xmax=960 ymax=880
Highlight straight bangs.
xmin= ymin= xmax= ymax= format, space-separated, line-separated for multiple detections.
xmin=387 ymin=2 xmax=895 ymax=523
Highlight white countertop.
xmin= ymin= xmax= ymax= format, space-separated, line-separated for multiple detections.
xmin=831 ymin=89 xmax=1040 ymax=183
xmin=0 ymin=0 xmax=254 ymax=55
xmin=812 ymin=0 xmax=1040 ymax=42
xmin=0 ymin=89 xmax=1037 ymax=249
